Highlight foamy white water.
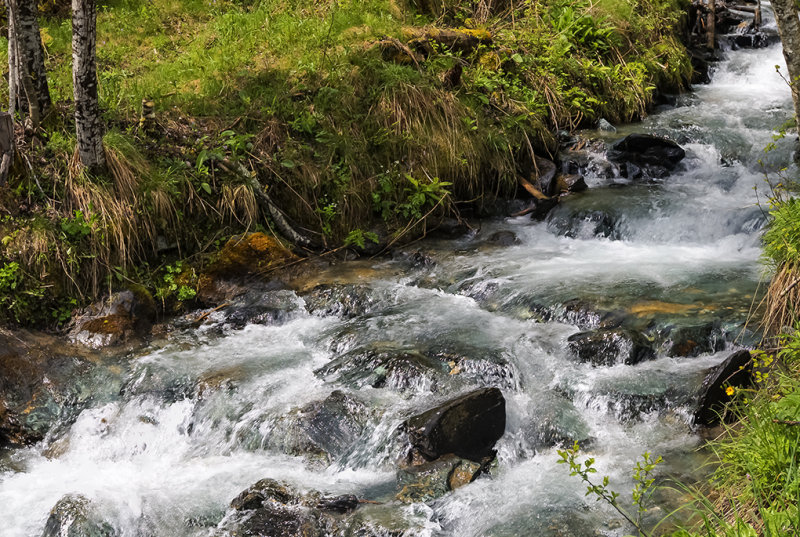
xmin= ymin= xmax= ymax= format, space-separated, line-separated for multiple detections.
xmin=0 ymin=17 xmax=792 ymax=537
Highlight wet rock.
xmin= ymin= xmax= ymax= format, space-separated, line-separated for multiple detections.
xmin=430 ymin=217 xmax=471 ymax=239
xmin=664 ymin=322 xmax=726 ymax=357
xmin=220 ymin=479 xmax=392 ymax=537
xmin=694 ymin=349 xmax=753 ymax=426
xmin=427 ymin=344 xmax=518 ymax=390
xmin=552 ymin=174 xmax=588 ymax=195
xmin=606 ymin=134 xmax=686 ymax=178
xmin=597 ymin=118 xmax=616 ymax=132
xmin=487 ymin=230 xmax=521 ymax=247
xmin=547 ymin=208 xmax=623 ymax=240
xmin=527 ymin=392 xmax=592 ymax=449
xmin=396 ymin=454 xmax=483 ymax=503
xmin=475 ymin=197 xmax=530 ymax=218
xmin=68 ymin=289 xmax=155 ymax=348
xmin=525 ymin=197 xmax=560 ymax=220
xmin=42 ymin=494 xmax=117 ymax=537
xmin=401 ymin=387 xmax=506 ymax=463
xmin=689 ymin=49 xmax=714 ymax=85
xmin=214 ymin=289 xmax=302 ymax=329
xmin=316 ymin=344 xmax=444 ymax=392
xmin=533 ymin=156 xmax=559 ymax=196
xmin=266 ymin=391 xmax=370 ymax=460
xmin=728 ymin=32 xmax=769 ymax=50
xmin=230 ymin=478 xmax=300 ymax=511
xmin=222 ymin=502 xmax=320 ymax=537
xmin=300 ymin=391 xmax=369 ymax=457
xmin=567 ymin=328 xmax=655 ymax=366
xmin=302 ymin=284 xmax=375 ymax=319
xmin=0 ymin=329 xmax=99 ymax=446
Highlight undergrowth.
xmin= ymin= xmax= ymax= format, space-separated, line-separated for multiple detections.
xmin=0 ymin=0 xmax=691 ymax=325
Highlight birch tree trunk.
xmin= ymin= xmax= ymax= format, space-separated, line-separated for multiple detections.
xmin=8 ymin=9 xmax=19 ymax=116
xmin=72 ymin=0 xmax=105 ymax=172
xmin=16 ymin=0 xmax=51 ymax=118
xmin=5 ymin=0 xmax=51 ymax=124
xmin=772 ymin=0 xmax=800 ymax=128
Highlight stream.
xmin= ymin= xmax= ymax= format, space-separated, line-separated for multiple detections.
xmin=0 ymin=13 xmax=794 ymax=537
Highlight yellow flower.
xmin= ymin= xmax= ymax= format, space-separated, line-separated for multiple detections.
xmin=725 ymin=386 xmax=735 ymax=396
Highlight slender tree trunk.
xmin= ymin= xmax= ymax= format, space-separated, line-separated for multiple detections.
xmin=72 ymin=0 xmax=105 ymax=172
xmin=0 ymin=113 xmax=14 ymax=186
xmin=707 ymin=0 xmax=716 ymax=50
xmin=772 ymin=0 xmax=800 ymax=128
xmin=8 ymin=10 xmax=18 ymax=116
xmin=16 ymin=0 xmax=51 ymax=118
xmin=5 ymin=0 xmax=51 ymax=125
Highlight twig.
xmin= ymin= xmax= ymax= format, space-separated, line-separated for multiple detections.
xmin=193 ymin=303 xmax=231 ymax=325
xmin=772 ymin=419 xmax=800 ymax=426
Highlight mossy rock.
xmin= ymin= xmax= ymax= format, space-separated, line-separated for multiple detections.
xmin=207 ymin=232 xmax=296 ymax=277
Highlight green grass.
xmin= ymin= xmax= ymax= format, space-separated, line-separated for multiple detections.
xmin=0 ymin=0 xmax=692 ymax=325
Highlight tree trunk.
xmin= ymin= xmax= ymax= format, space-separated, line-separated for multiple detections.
xmin=771 ymin=0 xmax=800 ymax=128
xmin=707 ymin=0 xmax=716 ymax=50
xmin=16 ymin=0 xmax=51 ymax=118
xmin=5 ymin=0 xmax=51 ymax=124
xmin=72 ymin=0 xmax=105 ymax=173
xmin=0 ymin=113 xmax=14 ymax=186
xmin=8 ymin=9 xmax=19 ymax=116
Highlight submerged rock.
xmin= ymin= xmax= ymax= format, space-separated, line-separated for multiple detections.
xmin=664 ymin=322 xmax=726 ymax=357
xmin=302 ymin=284 xmax=375 ymax=319
xmin=42 ymin=494 xmax=117 ymax=537
xmin=316 ymin=344 xmax=444 ymax=392
xmin=396 ymin=454 xmax=483 ymax=503
xmin=526 ymin=392 xmax=592 ymax=449
xmin=0 ymin=329 xmax=101 ymax=446
xmin=400 ymin=387 xmax=506 ymax=463
xmin=606 ymin=134 xmax=686 ymax=178
xmin=316 ymin=341 xmax=517 ymax=393
xmin=567 ymin=328 xmax=654 ymax=366
xmin=265 ymin=391 xmax=370 ymax=461
xmin=487 ymin=230 xmax=521 ymax=247
xmin=694 ymin=349 xmax=753 ymax=426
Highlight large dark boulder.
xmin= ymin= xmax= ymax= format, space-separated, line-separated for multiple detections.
xmin=567 ymin=328 xmax=654 ymax=366
xmin=42 ymin=495 xmax=117 ymax=537
xmin=607 ymin=134 xmax=686 ymax=178
xmin=694 ymin=349 xmax=753 ymax=426
xmin=401 ymin=387 xmax=506 ymax=463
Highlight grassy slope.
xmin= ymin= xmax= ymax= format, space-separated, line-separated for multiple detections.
xmin=0 ymin=0 xmax=691 ymax=324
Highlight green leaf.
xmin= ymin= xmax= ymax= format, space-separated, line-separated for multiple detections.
xmin=200 ymin=182 xmax=212 ymax=195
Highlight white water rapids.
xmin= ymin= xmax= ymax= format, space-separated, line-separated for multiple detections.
xmin=0 ymin=18 xmax=794 ymax=537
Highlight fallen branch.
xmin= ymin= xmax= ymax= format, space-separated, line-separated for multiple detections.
xmin=193 ymin=303 xmax=231 ymax=325
xmin=219 ymin=159 xmax=320 ymax=251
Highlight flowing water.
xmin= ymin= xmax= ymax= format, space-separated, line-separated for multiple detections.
xmin=0 ymin=19 xmax=794 ymax=537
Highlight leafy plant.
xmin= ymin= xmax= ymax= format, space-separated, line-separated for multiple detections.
xmin=155 ymin=261 xmax=197 ymax=303
xmin=557 ymin=442 xmax=663 ymax=537
xmin=343 ymin=228 xmax=379 ymax=249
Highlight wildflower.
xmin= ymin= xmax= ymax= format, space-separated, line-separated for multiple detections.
xmin=725 ymin=386 xmax=735 ymax=396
